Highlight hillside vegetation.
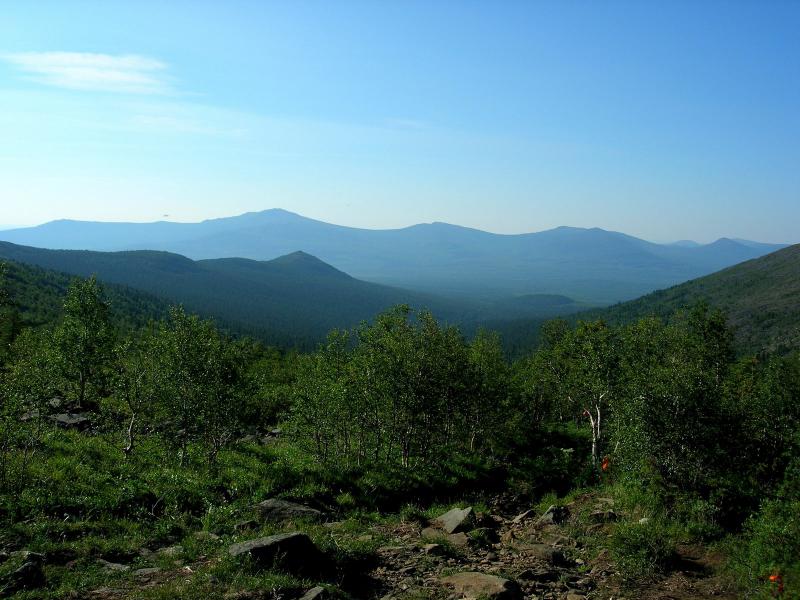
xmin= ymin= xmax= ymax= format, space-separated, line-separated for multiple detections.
xmin=584 ymin=243 xmax=800 ymax=354
xmin=495 ymin=243 xmax=800 ymax=357
xmin=0 ymin=243 xmax=465 ymax=349
xmin=0 ymin=242 xmax=592 ymax=349
xmin=0 ymin=269 xmax=798 ymax=599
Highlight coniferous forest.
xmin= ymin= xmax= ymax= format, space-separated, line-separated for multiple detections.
xmin=1 ymin=262 xmax=798 ymax=599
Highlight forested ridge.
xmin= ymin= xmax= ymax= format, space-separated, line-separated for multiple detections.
xmin=495 ymin=243 xmax=800 ymax=358
xmin=0 ymin=263 xmax=798 ymax=599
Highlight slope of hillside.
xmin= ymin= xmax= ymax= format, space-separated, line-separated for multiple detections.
xmin=0 ymin=210 xmax=786 ymax=303
xmin=0 ymin=259 xmax=170 ymax=333
xmin=0 ymin=242 xmax=470 ymax=348
xmin=585 ymin=244 xmax=800 ymax=354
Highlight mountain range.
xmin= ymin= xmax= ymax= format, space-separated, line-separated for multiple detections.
xmin=0 ymin=210 xmax=786 ymax=304
xmin=1 ymin=241 xmax=584 ymax=348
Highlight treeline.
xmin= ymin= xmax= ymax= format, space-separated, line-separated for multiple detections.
xmin=0 ymin=270 xmax=799 ymax=595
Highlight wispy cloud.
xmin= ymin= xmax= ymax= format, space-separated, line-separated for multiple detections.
xmin=2 ymin=52 xmax=171 ymax=94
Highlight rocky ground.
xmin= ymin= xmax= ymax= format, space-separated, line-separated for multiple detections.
xmin=1 ymin=495 xmax=740 ymax=599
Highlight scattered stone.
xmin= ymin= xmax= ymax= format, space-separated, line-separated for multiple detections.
xmin=537 ymin=505 xmax=569 ymax=526
xmin=434 ymin=506 xmax=474 ymax=534
xmin=254 ymin=498 xmax=323 ymax=523
xmin=511 ymin=509 xmax=534 ymax=524
xmin=377 ymin=545 xmax=407 ymax=555
xmin=565 ymin=594 xmax=586 ymax=600
xmin=421 ymin=527 xmax=469 ymax=547
xmin=501 ymin=529 xmax=517 ymax=544
xmin=440 ymin=572 xmax=522 ymax=600
xmin=589 ymin=510 xmax=618 ymax=523
xmin=194 ymin=531 xmax=221 ymax=542
xmin=0 ymin=552 xmax=46 ymax=593
xmin=469 ymin=527 xmax=500 ymax=544
xmin=97 ymin=558 xmax=130 ymax=572
xmin=298 ymin=586 xmax=329 ymax=600
xmin=20 ymin=409 xmax=40 ymax=422
xmin=422 ymin=543 xmax=444 ymax=555
xmin=521 ymin=543 xmax=569 ymax=566
xmin=234 ymin=519 xmax=258 ymax=532
xmin=517 ymin=568 xmax=558 ymax=582
xmin=638 ymin=517 xmax=650 ymax=525
xmin=228 ymin=532 xmax=328 ymax=576
xmin=156 ymin=545 xmax=183 ymax=557
xmin=47 ymin=413 xmax=91 ymax=430
xmin=134 ymin=567 xmax=161 ymax=578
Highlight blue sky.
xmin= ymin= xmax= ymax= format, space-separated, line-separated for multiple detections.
xmin=1 ymin=1 xmax=798 ymax=243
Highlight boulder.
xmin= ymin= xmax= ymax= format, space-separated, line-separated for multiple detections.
xmin=421 ymin=527 xmax=469 ymax=547
xmin=440 ymin=572 xmax=522 ymax=600
xmin=433 ymin=506 xmax=473 ymax=534
xmin=97 ymin=558 xmax=130 ymax=572
xmin=520 ymin=543 xmax=569 ymax=566
xmin=47 ymin=413 xmax=90 ymax=430
xmin=254 ymin=498 xmax=323 ymax=523
xmin=517 ymin=568 xmax=559 ymax=582
xmin=589 ymin=510 xmax=618 ymax=523
xmin=134 ymin=567 xmax=161 ymax=578
xmin=511 ymin=509 xmax=534 ymax=524
xmin=298 ymin=586 xmax=329 ymax=600
xmin=228 ymin=532 xmax=328 ymax=576
xmin=0 ymin=552 xmax=45 ymax=593
xmin=536 ymin=505 xmax=569 ymax=526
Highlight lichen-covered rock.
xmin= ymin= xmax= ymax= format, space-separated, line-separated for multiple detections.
xmin=254 ymin=498 xmax=323 ymax=523
xmin=229 ymin=532 xmax=328 ymax=576
xmin=440 ymin=572 xmax=522 ymax=600
xmin=434 ymin=506 xmax=474 ymax=533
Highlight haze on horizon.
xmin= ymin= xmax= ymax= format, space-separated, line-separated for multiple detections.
xmin=1 ymin=1 xmax=798 ymax=244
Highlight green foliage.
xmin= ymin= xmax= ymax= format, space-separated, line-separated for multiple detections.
xmin=55 ymin=276 xmax=115 ymax=406
xmin=0 ymin=328 xmax=60 ymax=492
xmin=609 ymin=519 xmax=674 ymax=579
xmin=141 ymin=307 xmax=247 ymax=465
xmin=291 ymin=306 xmax=511 ymax=473
xmin=726 ymin=459 xmax=800 ymax=598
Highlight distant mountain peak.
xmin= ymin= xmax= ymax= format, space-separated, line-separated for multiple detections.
xmin=268 ymin=250 xmax=351 ymax=278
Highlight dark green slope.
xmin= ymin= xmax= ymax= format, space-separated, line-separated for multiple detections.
xmin=583 ymin=243 xmax=800 ymax=354
xmin=0 ymin=242 xmax=466 ymax=348
xmin=0 ymin=259 xmax=170 ymax=339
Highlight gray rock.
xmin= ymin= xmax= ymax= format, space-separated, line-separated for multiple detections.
xmin=522 ymin=543 xmax=569 ymax=566
xmin=421 ymin=527 xmax=469 ymax=547
xmin=440 ymin=572 xmax=522 ymax=600
xmin=298 ymin=586 xmax=328 ymax=600
xmin=589 ymin=509 xmax=618 ymax=523
xmin=254 ymin=498 xmax=323 ymax=523
xmin=97 ymin=558 xmax=130 ymax=572
xmin=234 ymin=519 xmax=258 ymax=532
xmin=511 ymin=509 xmax=534 ymax=524
xmin=434 ymin=506 xmax=474 ymax=533
xmin=47 ymin=413 xmax=90 ymax=430
xmin=228 ymin=532 xmax=328 ymax=576
xmin=134 ymin=567 xmax=161 ymax=578
xmin=1 ymin=553 xmax=45 ymax=593
xmin=517 ymin=568 xmax=559 ymax=582
xmin=536 ymin=505 xmax=569 ymax=526
xmin=156 ymin=545 xmax=183 ymax=557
